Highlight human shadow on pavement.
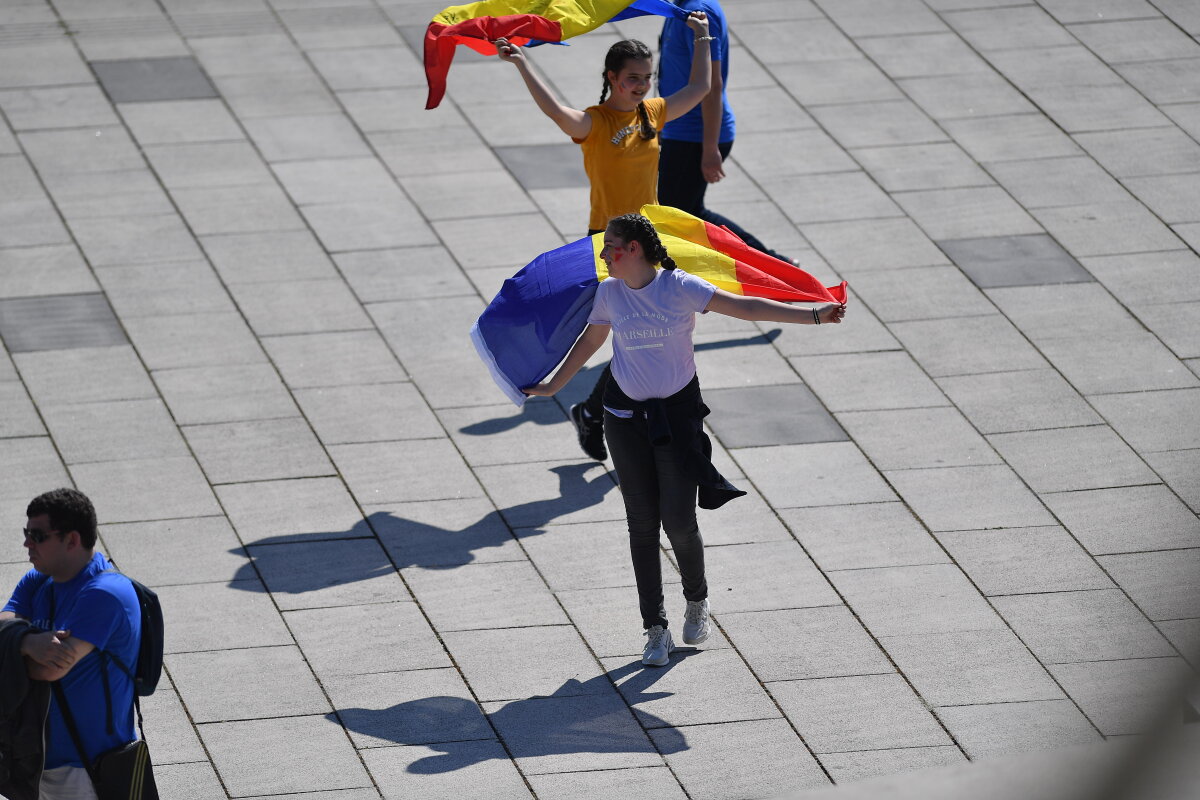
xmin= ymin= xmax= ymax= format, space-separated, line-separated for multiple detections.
xmin=225 ymin=462 xmax=617 ymax=593
xmin=329 ymin=651 xmax=702 ymax=773
xmin=459 ymin=329 xmax=782 ymax=437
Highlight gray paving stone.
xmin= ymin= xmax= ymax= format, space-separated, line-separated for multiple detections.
xmin=606 ymin=646 xmax=782 ymax=729
xmin=944 ymin=4 xmax=1077 ymax=50
xmin=819 ymin=746 xmax=966 ymax=784
xmin=891 ymin=315 xmax=1049 ymax=377
xmin=846 ymin=265 xmax=999 ymax=323
xmin=1124 ymin=174 xmax=1200 ymax=225
xmin=812 ymin=100 xmax=947 ymax=149
xmin=475 ymin=460 xmax=622 ymax=527
xmin=248 ymin=536 xmax=409 ymax=611
xmin=0 ymin=245 xmax=99 ymax=299
xmin=781 ymin=502 xmax=948 ymax=571
xmin=693 ymin=331 xmax=806 ymax=390
xmin=1048 ymin=657 xmax=1193 ymax=735
xmin=404 ymin=560 xmax=567 ymax=631
xmin=331 ymin=438 xmax=483 ymax=505
xmin=685 ymin=485 xmax=797 ymax=548
xmin=703 ymin=383 xmax=847 ymax=448
xmin=1098 ymin=549 xmax=1200 ymax=621
xmin=935 ymin=700 xmax=1099 ymax=759
xmin=171 ymin=183 xmax=307 ymax=236
xmin=886 ymin=464 xmax=1055 ymax=532
xmin=262 ymin=330 xmax=407 ymax=388
xmin=95 ymin=259 xmax=234 ymax=319
xmin=831 ymin=563 xmax=1007 ymax=638
xmin=296 ymin=382 xmax=443 ymax=445
xmin=493 ymin=143 xmax=586 ymax=190
xmin=373 ymin=126 xmax=502 ymax=181
xmin=767 ymin=171 xmax=904 ymax=224
xmin=158 ymin=579 xmax=291 ymax=653
xmin=1133 ymin=301 xmax=1200 ymax=360
xmin=228 ymin=278 xmax=372 ymax=336
xmin=325 ymin=667 xmax=491 ymax=749
xmin=721 ymin=605 xmax=892 ymax=682
xmin=144 ymin=141 xmax=274 ymax=189
xmin=853 ymin=142 xmax=991 ymax=192
xmin=100 ymin=515 xmax=247 ymax=587
xmin=444 ymin=625 xmax=609 ymax=702
xmin=360 ymin=740 xmax=533 ymax=800
xmin=844 ymin=407 xmax=999 ymax=472
xmin=431 ymin=212 xmax=563 ymax=270
xmin=899 ymin=72 xmax=1038 ymax=121
xmin=153 ymin=363 xmax=299 ymax=425
xmin=188 ymin=34 xmax=307 ymax=78
xmin=704 ymin=540 xmax=840 ymax=612
xmin=990 ymin=158 xmax=1132 ymax=214
xmin=0 ymin=293 xmax=128 ymax=353
xmin=185 ymin=418 xmax=333 ymax=484
xmin=943 ymin=114 xmax=1083 ymax=163
xmin=1037 ymin=0 xmax=1163 ymax=24
xmin=41 ymin=398 xmax=187 ymax=464
xmin=935 ymin=526 xmax=1114 ymax=596
xmin=988 ymin=426 xmax=1158 ymax=493
xmin=1091 ymin=387 xmax=1200 ymax=452
xmin=772 ymin=59 xmax=904 ymax=106
xmin=334 ymin=245 xmax=475 ymax=301
xmin=1043 ymin=484 xmax=1200 ymax=554
xmin=20 ymin=125 xmax=144 ymax=174
xmin=69 ymin=455 xmax=222 ymax=523
xmin=245 ymin=113 xmax=372 ymax=162
xmin=302 ymin=198 xmax=437 ymax=251
xmin=1075 ymin=127 xmax=1200 ymax=179
xmin=437 ymin=401 xmax=580 ymax=467
xmin=0 ymin=84 xmax=119 ymax=131
xmin=994 ymin=589 xmax=1175 ymax=663
xmin=652 ymin=717 xmax=829 ymax=800
xmin=404 ymin=170 xmax=537 ymax=221
xmin=800 ymin=217 xmax=950 ymax=273
xmin=152 ymin=762 xmax=225 ymax=800
xmin=735 ymin=18 xmax=860 ymax=64
xmin=138 ymin=685 xmax=206 ymax=765
xmin=939 ymin=234 xmax=1094 ymax=289
xmin=200 ymin=715 xmax=372 ymax=796
xmin=733 ymin=441 xmax=897 ymax=508
xmin=213 ymin=71 xmax=340 ymax=119
xmin=1116 ymin=58 xmax=1200 ymax=105
xmin=1158 ymin=619 xmax=1200 ymax=665
xmin=92 ymin=56 xmax=218 ymax=102
xmin=514 ymin=519 xmax=634 ymax=593
xmin=309 ymin=44 xmax=420 ymax=91
xmin=555 ymin=583 xmax=673 ymax=659
xmin=895 ymin=186 xmax=1044 ymax=241
xmin=271 ymin=156 xmax=404 ymax=206
xmin=368 ymin=497 xmax=526 ymax=569
xmin=880 ymin=628 xmax=1063 ymax=706
xmin=1069 ymin=18 xmax=1200 ymax=63
xmin=859 ymin=28 xmax=989 ymax=76
xmin=216 ymin=477 xmax=365 ymax=545
xmin=771 ymin=673 xmax=952 ymax=753
xmin=984 ymin=283 xmax=1141 ymax=343
xmin=69 ymin=212 xmax=205 ymax=266
xmin=936 ymin=369 xmax=1103 ymax=434
xmin=0 ymin=40 xmax=92 ymax=88
xmin=793 ymin=351 xmax=948 ymax=412
xmin=118 ymin=98 xmax=243 ymax=145
xmin=169 ymin=645 xmax=330 ymax=722
xmin=1039 ymin=333 xmax=1197 ymax=395
xmin=1144 ymin=449 xmax=1200 ymax=514
xmin=0 ymin=382 xmax=41 ymax=438
xmin=286 ymin=601 xmax=450 ymax=677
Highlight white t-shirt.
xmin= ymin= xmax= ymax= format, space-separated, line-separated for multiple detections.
xmin=588 ymin=268 xmax=716 ymax=401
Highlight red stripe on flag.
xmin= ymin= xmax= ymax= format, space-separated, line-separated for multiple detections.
xmin=705 ymin=221 xmax=846 ymax=304
xmin=425 ymin=15 xmax=564 ymax=109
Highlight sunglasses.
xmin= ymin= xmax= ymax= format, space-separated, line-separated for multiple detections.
xmin=22 ymin=528 xmax=58 ymax=544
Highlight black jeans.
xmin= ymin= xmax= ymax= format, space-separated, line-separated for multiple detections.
xmin=604 ymin=409 xmax=708 ymax=630
xmin=657 ymin=138 xmax=773 ymax=255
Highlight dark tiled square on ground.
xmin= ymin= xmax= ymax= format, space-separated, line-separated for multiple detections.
xmin=92 ymin=57 xmax=218 ymax=103
xmin=704 ymin=383 xmax=847 ymax=448
xmin=0 ymin=293 xmax=127 ymax=353
xmin=496 ymin=144 xmax=588 ymax=190
xmin=939 ymin=234 xmax=1094 ymax=289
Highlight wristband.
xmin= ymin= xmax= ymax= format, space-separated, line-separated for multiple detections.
xmin=813 ymin=308 xmax=820 ymax=325
xmin=695 ymin=35 xmax=715 ymax=42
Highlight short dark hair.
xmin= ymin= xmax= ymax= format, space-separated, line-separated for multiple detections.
xmin=27 ymin=488 xmax=97 ymax=549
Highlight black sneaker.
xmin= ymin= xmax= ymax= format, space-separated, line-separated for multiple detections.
xmin=570 ymin=403 xmax=607 ymax=461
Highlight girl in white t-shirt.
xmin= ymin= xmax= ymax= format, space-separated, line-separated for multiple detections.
xmin=524 ymin=213 xmax=846 ymax=667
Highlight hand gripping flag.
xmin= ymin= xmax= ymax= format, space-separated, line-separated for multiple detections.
xmin=471 ymin=205 xmax=849 ymax=405
xmin=425 ymin=0 xmax=686 ymax=109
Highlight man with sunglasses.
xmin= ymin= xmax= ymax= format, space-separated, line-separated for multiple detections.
xmin=1 ymin=488 xmax=141 ymax=800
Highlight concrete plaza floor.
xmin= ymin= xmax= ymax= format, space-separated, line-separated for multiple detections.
xmin=1 ymin=0 xmax=1199 ymax=798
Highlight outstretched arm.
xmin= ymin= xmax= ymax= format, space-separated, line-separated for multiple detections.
xmin=522 ymin=324 xmax=612 ymax=396
xmin=663 ymin=13 xmax=714 ymax=123
xmin=495 ymin=38 xmax=592 ymax=139
xmin=706 ymin=289 xmax=847 ymax=324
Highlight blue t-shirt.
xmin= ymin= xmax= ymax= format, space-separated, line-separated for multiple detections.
xmin=659 ymin=0 xmax=735 ymax=143
xmin=4 ymin=552 xmax=140 ymax=768
xmin=588 ymin=268 xmax=716 ymax=401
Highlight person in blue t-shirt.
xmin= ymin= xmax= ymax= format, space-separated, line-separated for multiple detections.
xmin=1 ymin=488 xmax=140 ymax=800
xmin=658 ymin=0 xmax=797 ymax=264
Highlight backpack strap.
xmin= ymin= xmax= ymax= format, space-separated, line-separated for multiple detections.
xmin=51 ymin=680 xmax=101 ymax=787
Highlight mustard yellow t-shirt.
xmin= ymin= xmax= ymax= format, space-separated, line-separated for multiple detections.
xmin=574 ymin=97 xmax=668 ymax=232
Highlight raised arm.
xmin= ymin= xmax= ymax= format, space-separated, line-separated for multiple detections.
xmin=705 ymin=289 xmax=847 ymax=324
xmin=699 ymin=59 xmax=724 ymax=182
xmin=495 ymin=38 xmax=593 ymax=139
xmin=522 ymin=323 xmax=612 ymax=396
xmin=663 ymin=13 xmax=713 ymax=123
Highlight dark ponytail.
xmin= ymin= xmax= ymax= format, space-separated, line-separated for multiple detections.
xmin=608 ymin=213 xmax=676 ymax=270
xmin=599 ymin=40 xmax=657 ymax=141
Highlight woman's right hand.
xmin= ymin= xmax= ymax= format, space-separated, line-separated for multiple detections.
xmin=685 ymin=11 xmax=710 ymax=38
xmin=494 ymin=37 xmax=525 ymax=64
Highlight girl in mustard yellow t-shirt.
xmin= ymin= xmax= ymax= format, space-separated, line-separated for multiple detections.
xmin=494 ymin=11 xmax=714 ymax=233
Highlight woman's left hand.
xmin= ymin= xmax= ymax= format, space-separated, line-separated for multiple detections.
xmin=820 ymin=303 xmax=847 ymax=324
xmin=685 ymin=11 xmax=710 ymax=38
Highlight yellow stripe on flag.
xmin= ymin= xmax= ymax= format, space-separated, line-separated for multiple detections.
xmin=433 ymin=0 xmax=636 ymax=38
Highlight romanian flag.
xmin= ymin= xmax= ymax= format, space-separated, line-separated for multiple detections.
xmin=472 ymin=205 xmax=848 ymax=405
xmin=425 ymin=0 xmax=686 ymax=109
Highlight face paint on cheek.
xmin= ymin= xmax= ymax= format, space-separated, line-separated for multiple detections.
xmin=612 ymin=250 xmax=623 ymax=262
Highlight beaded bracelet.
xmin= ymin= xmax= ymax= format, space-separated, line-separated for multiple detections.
xmin=695 ymin=35 xmax=716 ymax=42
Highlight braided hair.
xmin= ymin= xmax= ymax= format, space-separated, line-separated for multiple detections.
xmin=598 ymin=39 xmax=657 ymax=141
xmin=608 ymin=213 xmax=677 ymax=270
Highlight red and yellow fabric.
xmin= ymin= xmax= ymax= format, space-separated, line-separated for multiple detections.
xmin=424 ymin=0 xmax=685 ymax=109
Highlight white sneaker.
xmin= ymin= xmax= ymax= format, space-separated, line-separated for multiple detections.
xmin=642 ymin=625 xmax=674 ymax=667
xmin=682 ymin=599 xmax=711 ymax=644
